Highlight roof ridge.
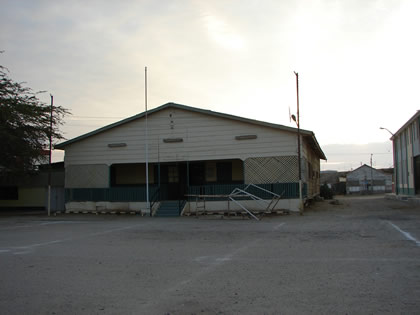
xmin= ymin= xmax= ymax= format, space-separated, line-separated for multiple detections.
xmin=55 ymin=102 xmax=326 ymax=159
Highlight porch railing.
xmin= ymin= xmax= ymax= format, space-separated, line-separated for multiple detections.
xmin=188 ymin=182 xmax=302 ymax=200
xmin=65 ymin=182 xmax=308 ymax=203
xmin=65 ymin=185 xmax=159 ymax=202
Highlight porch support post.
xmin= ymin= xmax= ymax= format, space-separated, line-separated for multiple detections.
xmin=242 ymin=160 xmax=246 ymax=184
xmin=187 ymin=161 xmax=190 ymax=189
xmin=158 ymin=163 xmax=161 ymax=192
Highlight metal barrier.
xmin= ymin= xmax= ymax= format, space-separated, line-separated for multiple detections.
xmin=229 ymin=184 xmax=284 ymax=220
xmin=187 ymin=184 xmax=285 ymax=221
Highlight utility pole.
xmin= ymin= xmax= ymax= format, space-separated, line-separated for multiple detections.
xmin=294 ymin=71 xmax=303 ymax=214
xmin=145 ymin=67 xmax=150 ymax=216
xmin=47 ymin=94 xmax=53 ymax=216
xmin=370 ymin=154 xmax=374 ymax=193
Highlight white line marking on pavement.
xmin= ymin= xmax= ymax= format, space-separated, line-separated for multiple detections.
xmin=38 ymin=221 xmax=88 ymax=225
xmin=0 ymin=223 xmax=148 ymax=255
xmin=0 ymin=225 xmax=39 ymax=231
xmin=273 ymin=222 xmax=286 ymax=230
xmin=195 ymin=223 xmax=286 ymax=265
xmin=0 ymin=220 xmax=88 ymax=231
xmin=170 ymin=222 xmax=287 ymax=291
xmin=388 ymin=221 xmax=420 ymax=247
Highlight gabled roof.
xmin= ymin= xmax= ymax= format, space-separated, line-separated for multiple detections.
xmin=347 ymin=164 xmax=387 ymax=175
xmin=391 ymin=110 xmax=420 ymax=140
xmin=55 ymin=102 xmax=326 ymax=159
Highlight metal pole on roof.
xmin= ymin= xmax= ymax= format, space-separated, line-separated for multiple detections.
xmin=294 ymin=72 xmax=302 ymax=181
xmin=294 ymin=71 xmax=303 ymax=214
xmin=145 ymin=67 xmax=150 ymax=216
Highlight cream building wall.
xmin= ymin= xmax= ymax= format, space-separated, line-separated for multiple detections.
xmin=58 ymin=104 xmax=325 ymax=194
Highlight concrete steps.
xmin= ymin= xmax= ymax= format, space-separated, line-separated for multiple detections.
xmin=155 ymin=200 xmax=184 ymax=217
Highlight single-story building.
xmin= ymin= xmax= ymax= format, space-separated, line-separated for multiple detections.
xmin=55 ymin=102 xmax=326 ymax=215
xmin=346 ymin=164 xmax=392 ymax=194
xmin=391 ymin=111 xmax=420 ymax=195
xmin=0 ymin=162 xmax=65 ymax=212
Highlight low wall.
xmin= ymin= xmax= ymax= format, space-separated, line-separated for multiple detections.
xmin=185 ymin=198 xmax=300 ymax=213
xmin=65 ymin=201 xmax=158 ymax=215
xmin=65 ymin=198 xmax=300 ymax=215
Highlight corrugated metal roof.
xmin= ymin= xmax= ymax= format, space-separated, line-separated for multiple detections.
xmin=55 ymin=102 xmax=326 ymax=160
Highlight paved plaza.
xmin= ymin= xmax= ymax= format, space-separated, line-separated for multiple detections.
xmin=1 ymin=196 xmax=419 ymax=314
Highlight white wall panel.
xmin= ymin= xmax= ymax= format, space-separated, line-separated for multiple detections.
xmin=64 ymin=108 xmax=300 ymax=166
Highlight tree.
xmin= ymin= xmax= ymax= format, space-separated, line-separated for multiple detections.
xmin=0 ymin=62 xmax=69 ymax=175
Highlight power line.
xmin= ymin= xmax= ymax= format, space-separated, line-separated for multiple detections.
xmin=64 ymin=124 xmax=104 ymax=127
xmin=325 ymin=152 xmax=391 ymax=156
xmin=69 ymin=116 xmax=125 ymax=119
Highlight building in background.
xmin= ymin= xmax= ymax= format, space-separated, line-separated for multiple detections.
xmin=320 ymin=170 xmax=347 ymax=195
xmin=55 ymin=103 xmax=326 ymax=215
xmin=392 ymin=111 xmax=420 ymax=195
xmin=0 ymin=162 xmax=65 ymax=212
xmin=346 ymin=164 xmax=392 ymax=194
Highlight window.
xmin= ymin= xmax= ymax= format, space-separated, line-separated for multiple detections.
xmin=168 ymin=166 xmax=179 ymax=183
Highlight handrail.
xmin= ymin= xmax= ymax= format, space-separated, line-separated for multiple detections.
xmin=150 ymin=187 xmax=160 ymax=211
xmin=178 ymin=199 xmax=186 ymax=215
xmin=228 ymin=196 xmax=260 ymax=221
xmin=230 ymin=188 xmax=269 ymax=208
xmin=229 ymin=184 xmax=285 ymax=219
xmin=186 ymin=184 xmax=286 ymax=220
xmin=229 ymin=188 xmax=269 ymax=221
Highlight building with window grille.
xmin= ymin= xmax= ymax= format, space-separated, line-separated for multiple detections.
xmin=346 ymin=164 xmax=392 ymax=194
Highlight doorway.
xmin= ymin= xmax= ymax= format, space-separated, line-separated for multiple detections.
xmin=414 ymin=156 xmax=420 ymax=194
xmin=158 ymin=163 xmax=187 ymax=200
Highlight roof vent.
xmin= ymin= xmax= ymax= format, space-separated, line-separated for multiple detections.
xmin=235 ymin=135 xmax=257 ymax=140
xmin=163 ymin=138 xmax=183 ymax=143
xmin=108 ymin=143 xmax=127 ymax=148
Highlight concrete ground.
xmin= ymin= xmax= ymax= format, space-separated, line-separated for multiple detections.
xmin=0 ymin=196 xmax=419 ymax=315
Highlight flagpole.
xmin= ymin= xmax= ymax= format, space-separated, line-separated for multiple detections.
xmin=47 ymin=94 xmax=53 ymax=216
xmin=145 ymin=67 xmax=150 ymax=216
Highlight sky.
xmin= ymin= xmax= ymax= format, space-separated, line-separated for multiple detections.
xmin=1 ymin=0 xmax=419 ymax=171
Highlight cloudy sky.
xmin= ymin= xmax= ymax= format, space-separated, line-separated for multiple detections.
xmin=1 ymin=0 xmax=418 ymax=170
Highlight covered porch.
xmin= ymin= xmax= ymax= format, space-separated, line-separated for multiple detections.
xmin=109 ymin=158 xmax=245 ymax=201
xmin=64 ymin=156 xmax=306 ymax=215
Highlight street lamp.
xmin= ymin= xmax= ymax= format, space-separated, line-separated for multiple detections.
xmin=380 ymin=127 xmax=395 ymax=137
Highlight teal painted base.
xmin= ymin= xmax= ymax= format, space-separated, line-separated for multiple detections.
xmin=397 ymin=187 xmax=415 ymax=196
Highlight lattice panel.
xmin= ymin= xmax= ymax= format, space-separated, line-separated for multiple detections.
xmin=244 ymin=156 xmax=298 ymax=184
xmin=66 ymin=164 xmax=109 ymax=188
